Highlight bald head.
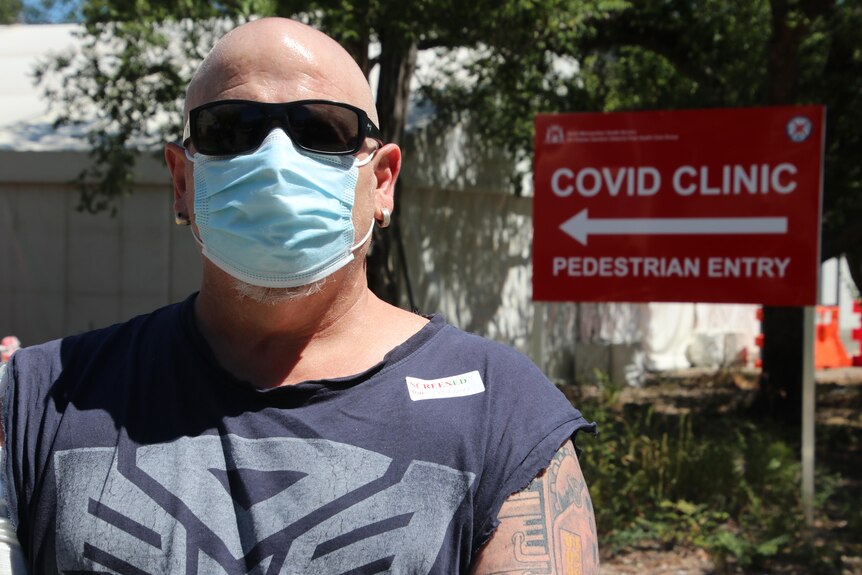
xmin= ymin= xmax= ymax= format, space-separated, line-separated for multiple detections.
xmin=185 ymin=18 xmax=378 ymax=124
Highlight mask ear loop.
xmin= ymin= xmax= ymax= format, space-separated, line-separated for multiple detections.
xmin=350 ymin=145 xmax=380 ymax=251
xmin=181 ymin=147 xmax=204 ymax=246
xmin=177 ymin=148 xmax=203 ymax=246
xmin=354 ymin=147 xmax=377 ymax=168
xmin=350 ymin=218 xmax=376 ymax=252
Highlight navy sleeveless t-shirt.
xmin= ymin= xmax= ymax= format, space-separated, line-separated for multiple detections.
xmin=2 ymin=294 xmax=594 ymax=574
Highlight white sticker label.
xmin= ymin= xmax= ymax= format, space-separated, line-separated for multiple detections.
xmin=405 ymin=370 xmax=485 ymax=402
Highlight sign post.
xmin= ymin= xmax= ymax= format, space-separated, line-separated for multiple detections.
xmin=802 ymin=306 xmax=816 ymax=525
xmin=533 ymin=106 xmax=825 ymax=523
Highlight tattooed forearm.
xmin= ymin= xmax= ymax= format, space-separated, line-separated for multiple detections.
xmin=471 ymin=441 xmax=599 ymax=575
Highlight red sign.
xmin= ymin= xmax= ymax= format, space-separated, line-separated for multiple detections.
xmin=532 ymin=106 xmax=824 ymax=305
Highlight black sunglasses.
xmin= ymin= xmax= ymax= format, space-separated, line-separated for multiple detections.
xmin=183 ymin=99 xmax=383 ymax=156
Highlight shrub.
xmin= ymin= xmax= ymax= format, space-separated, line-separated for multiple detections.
xmin=573 ymin=383 xmax=848 ymax=572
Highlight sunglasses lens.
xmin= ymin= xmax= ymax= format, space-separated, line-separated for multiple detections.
xmin=190 ymin=101 xmax=368 ymax=155
xmin=288 ymin=103 xmax=362 ymax=154
xmin=194 ymin=103 xmax=268 ymax=155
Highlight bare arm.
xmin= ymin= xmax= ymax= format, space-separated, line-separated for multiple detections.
xmin=0 ymin=362 xmax=6 ymax=446
xmin=470 ymin=440 xmax=599 ymax=575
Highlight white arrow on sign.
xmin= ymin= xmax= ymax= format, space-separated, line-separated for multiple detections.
xmin=559 ymin=209 xmax=788 ymax=246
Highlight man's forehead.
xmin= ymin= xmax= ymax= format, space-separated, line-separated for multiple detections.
xmin=188 ymin=52 xmax=315 ymax=107
xmin=185 ymin=19 xmax=376 ymax=120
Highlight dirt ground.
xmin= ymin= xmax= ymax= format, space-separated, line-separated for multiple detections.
xmin=587 ymin=366 xmax=862 ymax=575
xmin=601 ymin=546 xmax=716 ymax=574
xmin=602 ymin=550 xmax=862 ymax=575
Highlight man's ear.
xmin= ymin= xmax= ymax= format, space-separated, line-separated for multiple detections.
xmin=372 ymin=143 xmax=401 ymax=221
xmin=165 ymin=142 xmax=190 ymax=217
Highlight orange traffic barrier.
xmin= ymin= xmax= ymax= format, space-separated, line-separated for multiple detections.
xmin=755 ymin=305 xmax=858 ymax=369
xmin=853 ymin=301 xmax=862 ymax=367
xmin=815 ymin=306 xmax=851 ymax=369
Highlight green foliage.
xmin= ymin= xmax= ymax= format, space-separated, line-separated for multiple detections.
xmin=421 ymin=0 xmax=862 ymax=265
xmin=0 ymin=0 xmax=22 ymax=23
xmin=419 ymin=0 xmax=608 ymax=194
xmin=34 ymin=5 xmax=262 ymax=212
xmin=575 ymin=387 xmax=850 ymax=571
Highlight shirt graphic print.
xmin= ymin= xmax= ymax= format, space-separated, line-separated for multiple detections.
xmin=54 ymin=435 xmax=475 ymax=574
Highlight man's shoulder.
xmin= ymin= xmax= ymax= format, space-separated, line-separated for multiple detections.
xmin=12 ymin=298 xmax=188 ymax=376
xmin=428 ymin=319 xmax=549 ymax=385
xmin=435 ymin=320 xmax=537 ymax=363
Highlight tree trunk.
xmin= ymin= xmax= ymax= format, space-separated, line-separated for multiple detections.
xmin=366 ymin=28 xmax=417 ymax=306
xmin=754 ymin=307 xmax=805 ymax=424
xmin=754 ymin=0 xmax=808 ymax=423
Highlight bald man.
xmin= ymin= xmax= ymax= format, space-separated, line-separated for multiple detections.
xmin=0 ymin=18 xmax=598 ymax=574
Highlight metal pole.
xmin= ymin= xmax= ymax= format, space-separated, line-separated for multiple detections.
xmin=801 ymin=305 xmax=816 ymax=525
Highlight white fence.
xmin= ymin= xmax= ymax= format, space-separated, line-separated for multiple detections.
xmin=0 ymin=151 xmax=200 ymax=344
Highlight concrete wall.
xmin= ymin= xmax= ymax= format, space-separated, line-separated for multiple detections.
xmin=0 ymin=151 xmax=201 ymax=345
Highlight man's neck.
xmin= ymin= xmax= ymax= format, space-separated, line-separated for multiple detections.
xmin=192 ymin=264 xmax=427 ymax=388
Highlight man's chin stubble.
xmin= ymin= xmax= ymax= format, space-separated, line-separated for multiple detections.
xmin=230 ymin=277 xmax=328 ymax=306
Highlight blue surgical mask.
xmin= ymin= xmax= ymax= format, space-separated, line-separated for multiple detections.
xmin=185 ymin=129 xmax=375 ymax=288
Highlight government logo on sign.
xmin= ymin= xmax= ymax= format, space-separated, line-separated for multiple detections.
xmin=545 ymin=125 xmax=565 ymax=144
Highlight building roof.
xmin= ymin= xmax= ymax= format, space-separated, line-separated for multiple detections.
xmin=0 ymin=23 xmax=88 ymax=151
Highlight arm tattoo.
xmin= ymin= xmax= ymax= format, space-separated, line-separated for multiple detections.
xmin=472 ymin=441 xmax=599 ymax=575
